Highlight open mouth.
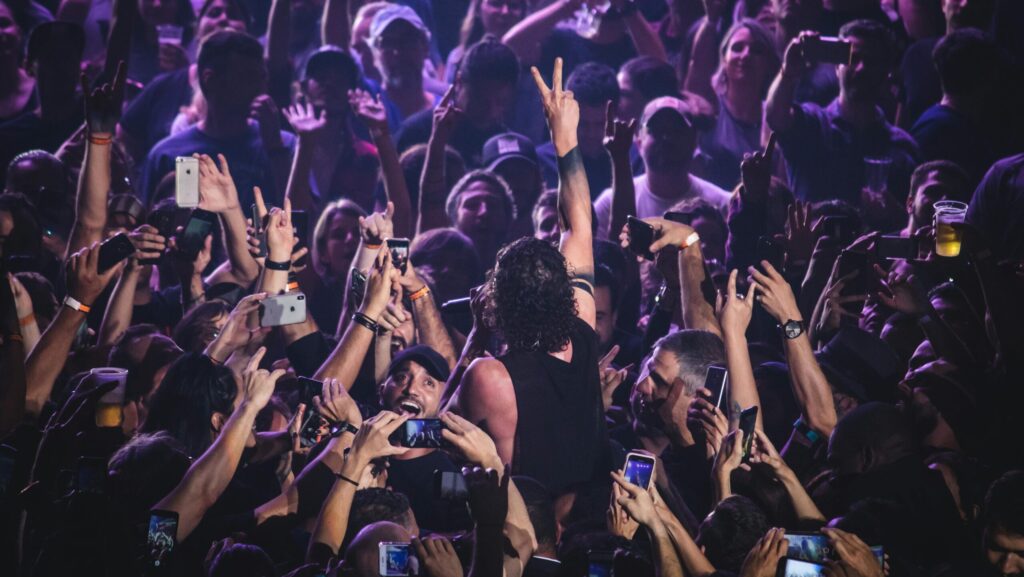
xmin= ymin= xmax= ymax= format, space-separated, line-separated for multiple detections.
xmin=398 ymin=400 xmax=422 ymax=416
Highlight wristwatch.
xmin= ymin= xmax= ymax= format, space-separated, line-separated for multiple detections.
xmin=780 ymin=319 xmax=805 ymax=340
xmin=329 ymin=421 xmax=360 ymax=438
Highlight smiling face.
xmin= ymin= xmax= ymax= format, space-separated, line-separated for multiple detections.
xmin=723 ymin=26 xmax=772 ymax=92
xmin=379 ymin=360 xmax=443 ymax=417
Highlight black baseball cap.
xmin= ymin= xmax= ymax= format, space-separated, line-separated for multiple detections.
xmin=388 ymin=345 xmax=450 ymax=382
xmin=482 ymin=132 xmax=538 ymax=170
xmin=302 ymin=46 xmax=359 ymax=84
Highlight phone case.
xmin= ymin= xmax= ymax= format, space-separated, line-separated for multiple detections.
xmin=175 ymin=157 xmax=199 ymax=208
xmin=98 ymin=234 xmax=136 ymax=271
xmin=260 ymin=293 xmax=307 ymax=327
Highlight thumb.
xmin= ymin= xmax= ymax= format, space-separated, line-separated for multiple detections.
xmin=385 ymin=201 xmax=395 ymax=220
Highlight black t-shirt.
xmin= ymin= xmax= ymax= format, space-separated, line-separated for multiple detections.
xmin=661 ymin=443 xmax=713 ymax=520
xmin=499 ymin=317 xmax=611 ymax=494
xmin=899 ymin=37 xmax=942 ymax=130
xmin=396 ymin=109 xmax=508 ymax=169
xmin=387 ymin=450 xmax=473 ymax=532
xmin=539 ymin=28 xmax=638 ymax=83
xmin=119 ymin=68 xmax=192 ymax=156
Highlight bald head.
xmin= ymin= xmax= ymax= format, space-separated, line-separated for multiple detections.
xmin=343 ymin=521 xmax=411 ymax=577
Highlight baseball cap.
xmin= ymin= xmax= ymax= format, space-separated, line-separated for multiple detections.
xmin=302 ymin=45 xmax=359 ymax=82
xmin=482 ymin=133 xmax=538 ymax=170
xmin=639 ymin=96 xmax=694 ymax=130
xmin=369 ymin=4 xmax=431 ymax=43
xmin=388 ymin=345 xmax=450 ymax=382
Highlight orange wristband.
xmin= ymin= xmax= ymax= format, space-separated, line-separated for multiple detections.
xmin=286 ymin=281 xmax=300 ymax=292
xmin=88 ymin=134 xmax=113 ymax=146
xmin=364 ymin=243 xmax=382 ymax=250
xmin=409 ymin=286 xmax=430 ymax=302
xmin=64 ymin=296 xmax=91 ymax=314
xmin=19 ymin=313 xmax=36 ymax=327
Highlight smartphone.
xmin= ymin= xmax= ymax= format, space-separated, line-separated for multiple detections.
xmin=871 ymin=546 xmax=884 ymax=566
xmin=704 ymin=365 xmax=728 ymax=409
xmin=434 ymin=470 xmax=468 ymax=501
xmin=379 ymin=541 xmax=412 ymax=576
xmin=390 ymin=418 xmax=449 ymax=449
xmin=777 ymin=558 xmax=826 ymax=577
xmin=836 ymin=250 xmax=876 ymax=299
xmin=440 ymin=297 xmax=471 ymax=315
xmin=785 ymin=533 xmax=832 ymax=563
xmin=627 ymin=216 xmax=655 ymax=261
xmin=148 ymin=509 xmax=179 ymax=568
xmin=587 ymin=550 xmax=614 ymax=577
xmin=251 ymin=203 xmax=268 ymax=259
xmin=296 ymin=376 xmax=323 ymax=407
xmin=178 ymin=208 xmax=217 ymax=260
xmin=259 ymin=292 xmax=307 ymax=327
xmin=623 ymin=451 xmax=656 ymax=489
xmin=349 ymin=269 xmax=367 ymax=305
xmin=876 ymin=235 xmax=916 ymax=260
xmin=140 ymin=210 xmax=175 ymax=265
xmin=174 ymin=156 xmax=199 ymax=208
xmin=822 ymin=216 xmax=857 ymax=245
xmin=739 ymin=406 xmax=758 ymax=459
xmin=756 ymin=236 xmax=786 ymax=272
xmin=664 ymin=211 xmax=693 ymax=226
xmin=98 ymin=232 xmax=136 ymax=272
xmin=291 ymin=210 xmax=309 ymax=250
xmin=387 ymin=238 xmax=410 ymax=274
xmin=74 ymin=456 xmax=107 ymax=494
xmin=806 ymin=36 xmax=852 ymax=65
xmin=0 ymin=445 xmax=16 ymax=497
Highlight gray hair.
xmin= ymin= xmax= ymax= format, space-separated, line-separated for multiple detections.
xmin=654 ymin=330 xmax=726 ymax=396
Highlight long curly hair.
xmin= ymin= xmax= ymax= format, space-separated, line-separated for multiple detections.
xmin=486 ymin=237 xmax=577 ymax=353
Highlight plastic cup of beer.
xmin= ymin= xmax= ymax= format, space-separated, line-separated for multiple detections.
xmin=933 ymin=200 xmax=968 ymax=258
xmin=156 ymin=24 xmax=184 ymax=46
xmin=91 ymin=368 xmax=128 ymax=428
xmin=863 ymin=157 xmax=892 ymax=194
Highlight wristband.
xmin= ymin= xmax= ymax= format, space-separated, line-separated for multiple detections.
xmin=63 ymin=296 xmax=91 ymax=314
xmin=364 ymin=243 xmax=382 ymax=250
xmin=88 ymin=134 xmax=113 ymax=146
xmin=680 ymin=231 xmax=701 ymax=249
xmin=408 ymin=286 xmax=430 ymax=302
xmin=19 ymin=313 xmax=36 ymax=327
xmin=265 ymin=258 xmax=290 ymax=271
xmin=793 ymin=417 xmax=821 ymax=444
xmin=335 ymin=472 xmax=359 ymax=487
xmin=286 ymin=281 xmax=300 ymax=292
xmin=351 ymin=312 xmax=379 ymax=333
xmin=207 ymin=353 xmax=225 ymax=365
xmin=330 ymin=421 xmax=360 ymax=437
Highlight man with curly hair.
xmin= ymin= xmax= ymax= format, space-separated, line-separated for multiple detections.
xmin=446 ymin=58 xmax=609 ymax=494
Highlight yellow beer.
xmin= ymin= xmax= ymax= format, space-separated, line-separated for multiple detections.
xmin=90 ymin=367 xmax=128 ymax=428
xmin=95 ymin=402 xmax=124 ymax=428
xmin=933 ymin=201 xmax=967 ymax=258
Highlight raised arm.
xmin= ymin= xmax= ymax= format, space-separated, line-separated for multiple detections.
xmin=197 ymin=154 xmax=261 ymax=287
xmin=98 ymin=255 xmax=146 ymax=346
xmin=349 ymin=89 xmax=413 ymax=237
xmin=502 ymin=0 xmax=581 ymax=66
xmin=67 ymin=63 xmax=126 ymax=257
xmin=321 ymin=0 xmax=350 ymax=47
xmin=8 ymin=274 xmax=40 ymax=356
xmin=749 ymin=430 xmax=825 ymax=523
xmin=418 ymin=88 xmax=462 ymax=236
xmin=604 ymin=101 xmax=638 ymax=242
xmin=611 ymin=471 xmax=685 ymax=577
xmin=620 ymin=0 xmax=668 ymax=63
xmin=399 ymin=266 xmax=458 ymax=369
xmin=153 ymin=349 xmax=282 ymax=541
xmin=25 ymin=244 xmax=121 ymax=416
xmin=282 ymin=102 xmax=327 ymax=213
xmin=652 ymin=485 xmax=717 ymax=577
xmin=716 ymin=270 xmax=763 ymax=428
xmin=751 ymin=262 xmax=836 ymax=437
xmin=0 ymin=273 xmax=26 ymax=435
xmin=265 ymin=0 xmax=291 ymax=84
xmin=765 ymin=34 xmax=811 ymax=134
xmin=533 ymin=58 xmax=596 ymax=327
xmin=683 ymin=0 xmax=727 ymax=107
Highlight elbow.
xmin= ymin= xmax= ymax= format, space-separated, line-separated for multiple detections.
xmin=806 ymin=413 xmax=836 ymax=438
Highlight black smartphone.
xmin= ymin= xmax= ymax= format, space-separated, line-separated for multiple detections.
xmin=75 ymin=456 xmax=107 ymax=494
xmin=587 ymin=550 xmax=614 ymax=577
xmin=440 ymin=297 xmax=471 ymax=316
xmin=739 ymin=406 xmax=758 ymax=459
xmin=148 ymin=509 xmax=179 ymax=568
xmin=836 ymin=250 xmax=878 ymax=299
xmin=822 ymin=216 xmax=857 ymax=245
xmin=98 ymin=233 xmax=135 ymax=272
xmin=296 ymin=376 xmax=323 ymax=407
xmin=876 ymin=235 xmax=916 ymax=260
xmin=704 ymin=365 xmax=728 ymax=410
xmin=292 ymin=210 xmax=309 ymax=250
xmin=350 ymin=269 xmax=367 ymax=305
xmin=178 ymin=208 xmax=217 ymax=260
xmin=390 ymin=418 xmax=449 ymax=448
xmin=664 ymin=211 xmax=693 ymax=226
xmin=251 ymin=203 xmax=268 ymax=258
xmin=785 ymin=533 xmax=832 ymax=563
xmin=387 ymin=238 xmax=410 ymax=274
xmin=434 ymin=470 xmax=468 ymax=501
xmin=627 ymin=216 xmax=655 ymax=261
xmin=140 ymin=210 xmax=175 ymax=265
xmin=806 ymin=36 xmax=852 ymax=65
xmin=756 ymin=236 xmax=786 ymax=272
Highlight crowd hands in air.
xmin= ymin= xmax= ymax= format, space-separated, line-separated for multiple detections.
xmin=2 ymin=0 xmax=1024 ymax=576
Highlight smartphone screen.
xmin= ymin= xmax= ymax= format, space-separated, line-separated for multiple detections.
xmin=387 ymin=238 xmax=410 ymax=274
xmin=587 ymin=551 xmax=614 ymax=577
xmin=786 ymin=533 xmax=831 ymax=563
xmin=434 ymin=470 xmax=469 ymax=501
xmin=379 ymin=542 xmax=411 ymax=576
xmin=876 ymin=235 xmax=916 ymax=260
xmin=179 ymin=209 xmax=216 ymax=259
xmin=782 ymin=558 xmax=827 ymax=577
xmin=75 ymin=457 xmax=106 ymax=494
xmin=98 ymin=233 xmax=135 ymax=272
xmin=624 ymin=452 xmax=655 ymax=489
xmin=739 ymin=406 xmax=758 ymax=459
xmin=299 ymin=410 xmax=328 ymax=449
xmin=627 ymin=216 xmax=655 ymax=261
xmin=148 ymin=509 xmax=179 ymax=568
xmin=756 ymin=236 xmax=785 ymax=272
xmin=704 ymin=365 xmax=728 ymax=409
xmin=808 ymin=36 xmax=852 ymax=65
xmin=390 ymin=419 xmax=448 ymax=448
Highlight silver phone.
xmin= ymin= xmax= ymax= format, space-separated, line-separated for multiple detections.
xmin=259 ymin=292 xmax=307 ymax=327
xmin=175 ymin=156 xmax=199 ymax=208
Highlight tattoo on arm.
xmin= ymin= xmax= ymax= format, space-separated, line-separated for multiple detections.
xmin=730 ymin=400 xmax=742 ymax=422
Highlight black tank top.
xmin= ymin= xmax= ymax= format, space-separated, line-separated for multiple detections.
xmin=499 ymin=317 xmax=611 ymax=494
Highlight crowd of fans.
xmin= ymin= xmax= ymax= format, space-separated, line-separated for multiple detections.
xmin=1 ymin=0 xmax=1024 ymax=576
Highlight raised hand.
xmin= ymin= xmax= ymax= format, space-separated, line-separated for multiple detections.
xmin=43 ymin=373 xmax=118 ymax=434
xmin=464 ymin=465 xmax=509 ymax=527
xmin=348 ymin=410 xmax=410 ymax=465
xmin=712 ymin=430 xmax=747 ymax=484
xmin=609 ymin=470 xmax=660 ymax=527
xmin=359 ymin=201 xmax=395 ymax=246
xmin=876 ymin=267 xmax=930 ymax=317
xmin=430 ymin=86 xmax=463 ymax=142
xmin=8 ymin=273 xmax=34 ymax=323
xmin=348 ymin=88 xmax=388 ymax=132
xmin=197 ymin=153 xmax=241 ymax=213
xmin=441 ymin=412 xmax=502 ymax=471
xmin=748 ymin=429 xmax=793 ymax=478
xmin=739 ymin=528 xmax=789 ymax=577
xmin=749 ymin=261 xmax=802 ymax=324
xmin=314 ymin=377 xmax=363 ymax=426
xmin=169 ymin=232 xmax=213 ymax=280
xmin=413 ymin=536 xmax=464 ymax=577
xmin=127 ymin=224 xmax=167 ymax=262
xmin=618 ymin=216 xmax=697 ymax=255
xmin=81 ymin=61 xmax=126 ymax=135
xmin=377 ymin=287 xmax=409 ymax=333
xmin=598 ymin=345 xmax=629 ymax=412
xmin=716 ymin=269 xmax=757 ymax=336
xmin=740 ymin=132 xmax=776 ymax=203
xmin=241 ymin=347 xmax=285 ymax=411
xmin=250 ymin=95 xmax=284 ymax=150
xmin=783 ymin=200 xmax=818 ymax=266
xmin=265 ymin=196 xmax=295 ymax=262
xmin=282 ymin=101 xmax=328 ymax=140
xmin=603 ymin=100 xmax=636 ymax=160
xmin=360 ymin=247 xmax=400 ymax=319
xmin=782 ymin=32 xmax=817 ymax=75
xmin=67 ymin=242 xmax=124 ymax=305
xmin=210 ymin=292 xmax=268 ymax=355
xmin=822 ymin=528 xmax=884 ymax=577
xmin=608 ymin=480 xmax=641 ymax=540
xmin=531 ymin=57 xmax=579 ymax=155
xmin=688 ymin=391 xmax=728 ymax=458
xmin=816 ymin=268 xmax=867 ymax=338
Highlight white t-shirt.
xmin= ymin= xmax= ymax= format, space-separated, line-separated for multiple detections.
xmin=593 ymin=173 xmax=731 ymax=239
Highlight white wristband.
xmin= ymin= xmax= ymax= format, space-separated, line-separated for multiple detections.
xmin=63 ymin=295 xmax=91 ymax=314
xmin=680 ymin=232 xmax=701 ymax=249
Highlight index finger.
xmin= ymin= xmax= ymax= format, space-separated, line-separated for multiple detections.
xmin=727 ymin=269 xmax=738 ymax=300
xmin=253 ymin=186 xmax=267 ymax=218
xmin=530 ymin=66 xmax=550 ymax=98
xmin=246 ymin=346 xmax=267 ymax=373
xmin=553 ymin=57 xmax=563 ymax=95
xmin=598 ymin=344 xmax=620 ymax=371
xmin=439 ymin=85 xmax=455 ymax=108
xmin=764 ymin=132 xmax=777 ymax=165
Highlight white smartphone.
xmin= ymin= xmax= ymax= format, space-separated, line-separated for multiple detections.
xmin=175 ymin=156 xmax=199 ymax=208
xmin=623 ymin=451 xmax=656 ymax=489
xmin=259 ymin=292 xmax=307 ymax=327
xmin=379 ymin=541 xmax=412 ymax=576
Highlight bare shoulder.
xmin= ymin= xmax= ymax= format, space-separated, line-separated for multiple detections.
xmin=463 ymin=357 xmax=514 ymax=393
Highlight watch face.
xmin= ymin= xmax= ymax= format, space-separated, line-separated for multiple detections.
xmin=784 ymin=321 xmax=802 ymax=339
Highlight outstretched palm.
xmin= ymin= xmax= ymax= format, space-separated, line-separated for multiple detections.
xmin=197 ymin=153 xmax=240 ymax=213
xmin=283 ymin=102 xmax=328 ymax=138
xmin=348 ymin=89 xmax=388 ymax=131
